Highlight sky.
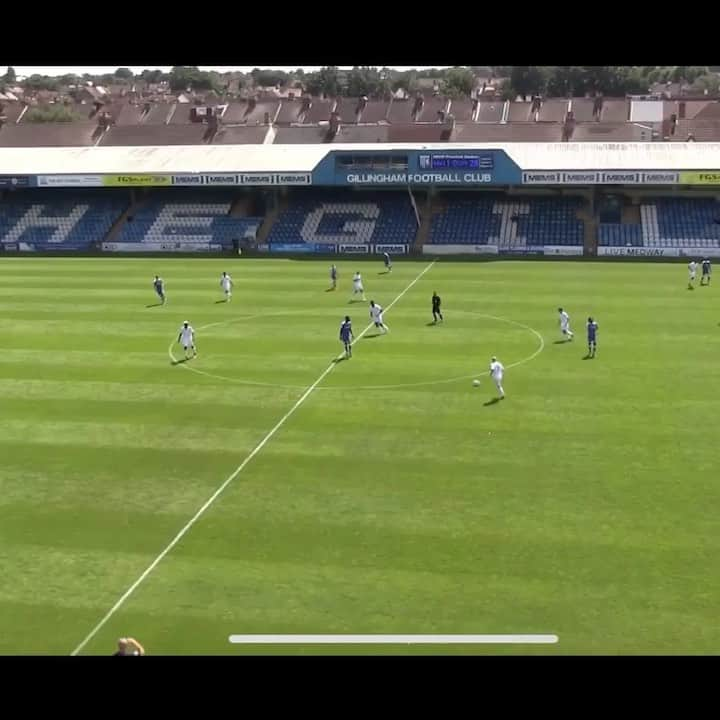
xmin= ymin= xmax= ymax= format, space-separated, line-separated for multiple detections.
xmin=11 ymin=66 xmax=446 ymax=78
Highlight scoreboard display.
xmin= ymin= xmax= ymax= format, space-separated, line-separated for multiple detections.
xmin=419 ymin=154 xmax=495 ymax=170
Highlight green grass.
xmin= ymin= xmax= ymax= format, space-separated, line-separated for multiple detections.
xmin=1 ymin=257 xmax=718 ymax=655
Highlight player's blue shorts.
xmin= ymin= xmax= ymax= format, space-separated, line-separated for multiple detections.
xmin=588 ymin=335 xmax=597 ymax=343
xmin=703 ymin=268 xmax=710 ymax=275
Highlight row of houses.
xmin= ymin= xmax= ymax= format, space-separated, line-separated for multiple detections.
xmin=2 ymin=91 xmax=720 ymax=147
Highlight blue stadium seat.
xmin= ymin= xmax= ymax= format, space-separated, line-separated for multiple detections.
xmin=0 ymin=190 xmax=128 ymax=250
xmin=430 ymin=195 xmax=583 ymax=246
xmin=115 ymin=191 xmax=261 ymax=249
xmin=268 ymin=191 xmax=417 ymax=246
xmin=598 ymin=223 xmax=643 ymax=247
xmin=647 ymin=198 xmax=720 ymax=247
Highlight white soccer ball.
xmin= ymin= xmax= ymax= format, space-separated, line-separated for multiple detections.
xmin=473 ymin=379 xmax=481 ymax=387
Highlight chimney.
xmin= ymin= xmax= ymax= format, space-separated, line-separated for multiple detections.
xmin=440 ymin=113 xmax=456 ymax=141
xmin=562 ymin=111 xmax=576 ymax=141
xmin=412 ymin=92 xmax=424 ymax=120
xmin=326 ymin=111 xmax=341 ymax=142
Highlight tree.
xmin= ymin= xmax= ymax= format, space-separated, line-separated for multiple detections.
xmin=304 ymin=66 xmax=341 ymax=97
xmin=59 ymin=74 xmax=80 ymax=87
xmin=346 ymin=66 xmax=389 ymax=97
xmin=4 ymin=66 xmax=16 ymax=84
xmin=691 ymin=73 xmax=720 ymax=95
xmin=509 ymin=66 xmax=548 ymax=99
xmin=499 ymin=79 xmax=517 ymax=101
xmin=415 ymin=68 xmax=446 ymax=79
xmin=23 ymin=74 xmax=58 ymax=91
xmin=250 ymin=68 xmax=290 ymax=88
xmin=140 ymin=69 xmax=166 ymax=84
xmin=442 ymin=66 xmax=475 ymax=98
xmin=545 ymin=66 xmax=588 ymax=97
xmin=168 ymin=66 xmax=217 ymax=93
xmin=114 ymin=67 xmax=134 ymax=80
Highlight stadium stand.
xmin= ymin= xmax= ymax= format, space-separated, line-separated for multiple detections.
xmin=430 ymin=195 xmax=584 ymax=247
xmin=642 ymin=198 xmax=720 ymax=247
xmin=0 ymin=190 xmax=128 ymax=250
xmin=599 ymin=199 xmax=720 ymax=248
xmin=267 ymin=191 xmax=417 ymax=246
xmin=598 ymin=223 xmax=644 ymax=246
xmin=113 ymin=191 xmax=262 ymax=248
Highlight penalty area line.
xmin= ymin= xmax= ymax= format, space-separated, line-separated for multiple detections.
xmin=70 ymin=260 xmax=436 ymax=656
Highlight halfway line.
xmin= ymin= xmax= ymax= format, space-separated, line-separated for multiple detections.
xmin=70 ymin=260 xmax=436 ymax=656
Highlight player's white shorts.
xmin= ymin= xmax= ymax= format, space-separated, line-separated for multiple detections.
xmin=493 ymin=374 xmax=503 ymax=385
xmin=181 ymin=336 xmax=194 ymax=347
xmin=689 ymin=272 xmax=696 ymax=280
xmin=222 ymin=282 xmax=232 ymax=292
xmin=353 ymin=283 xmax=364 ymax=292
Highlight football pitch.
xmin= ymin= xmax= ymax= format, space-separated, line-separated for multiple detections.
xmin=1 ymin=256 xmax=718 ymax=655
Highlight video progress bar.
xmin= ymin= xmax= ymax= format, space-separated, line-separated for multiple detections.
xmin=229 ymin=634 xmax=559 ymax=645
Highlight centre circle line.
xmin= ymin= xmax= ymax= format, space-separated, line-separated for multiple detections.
xmin=167 ymin=311 xmax=545 ymax=391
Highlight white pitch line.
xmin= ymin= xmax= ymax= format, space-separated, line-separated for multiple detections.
xmin=229 ymin=634 xmax=559 ymax=645
xmin=70 ymin=260 xmax=436 ymax=656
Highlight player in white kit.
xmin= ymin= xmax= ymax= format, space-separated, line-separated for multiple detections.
xmin=489 ymin=356 xmax=505 ymax=399
xmin=352 ymin=271 xmax=366 ymax=301
xmin=369 ymin=300 xmax=389 ymax=334
xmin=558 ymin=307 xmax=574 ymax=340
xmin=688 ymin=260 xmax=697 ymax=289
xmin=220 ymin=272 xmax=233 ymax=301
xmin=177 ymin=321 xmax=197 ymax=359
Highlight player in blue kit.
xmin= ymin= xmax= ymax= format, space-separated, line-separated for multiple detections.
xmin=339 ymin=315 xmax=354 ymax=358
xmin=383 ymin=252 xmax=392 ymax=273
xmin=153 ymin=275 xmax=166 ymax=304
xmin=587 ymin=317 xmax=598 ymax=358
xmin=701 ymin=258 xmax=712 ymax=286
